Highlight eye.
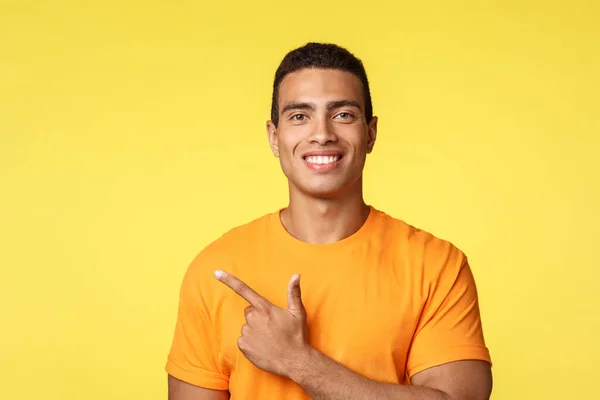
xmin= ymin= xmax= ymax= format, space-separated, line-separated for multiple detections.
xmin=335 ymin=112 xmax=354 ymax=120
xmin=290 ymin=114 xmax=308 ymax=122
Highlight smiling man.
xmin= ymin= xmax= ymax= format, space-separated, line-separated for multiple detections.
xmin=166 ymin=43 xmax=493 ymax=400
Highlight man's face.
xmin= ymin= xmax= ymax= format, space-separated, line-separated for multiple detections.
xmin=266 ymin=68 xmax=378 ymax=199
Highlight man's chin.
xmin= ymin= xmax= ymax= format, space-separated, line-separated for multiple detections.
xmin=288 ymin=175 xmax=360 ymax=200
xmin=296 ymin=184 xmax=348 ymax=200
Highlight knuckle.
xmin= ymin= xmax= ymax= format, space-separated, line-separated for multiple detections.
xmin=234 ymin=282 xmax=246 ymax=294
xmin=237 ymin=336 xmax=246 ymax=351
xmin=241 ymin=323 xmax=250 ymax=336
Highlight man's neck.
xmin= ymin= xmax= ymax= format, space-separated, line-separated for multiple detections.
xmin=280 ymin=184 xmax=371 ymax=245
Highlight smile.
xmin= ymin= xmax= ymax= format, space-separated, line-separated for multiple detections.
xmin=303 ymin=155 xmax=342 ymax=165
xmin=302 ymin=154 xmax=342 ymax=172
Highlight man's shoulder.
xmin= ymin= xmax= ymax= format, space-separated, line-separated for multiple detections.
xmin=376 ymin=208 xmax=467 ymax=266
xmin=377 ymin=209 xmax=453 ymax=245
xmin=214 ymin=212 xmax=273 ymax=246
xmin=187 ymin=211 xmax=275 ymax=269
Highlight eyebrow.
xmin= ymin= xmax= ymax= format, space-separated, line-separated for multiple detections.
xmin=326 ymin=100 xmax=362 ymax=111
xmin=281 ymin=99 xmax=362 ymax=115
xmin=281 ymin=102 xmax=315 ymax=114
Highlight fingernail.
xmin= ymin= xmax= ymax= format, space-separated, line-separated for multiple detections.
xmin=214 ymin=270 xmax=224 ymax=279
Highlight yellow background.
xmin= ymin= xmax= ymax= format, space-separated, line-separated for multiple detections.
xmin=1 ymin=1 xmax=599 ymax=399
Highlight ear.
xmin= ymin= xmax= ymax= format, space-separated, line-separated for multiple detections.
xmin=366 ymin=116 xmax=378 ymax=154
xmin=266 ymin=120 xmax=279 ymax=158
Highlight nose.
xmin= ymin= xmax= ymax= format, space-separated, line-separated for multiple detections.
xmin=308 ymin=117 xmax=338 ymax=145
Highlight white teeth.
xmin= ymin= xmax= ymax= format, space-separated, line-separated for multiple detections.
xmin=305 ymin=155 xmax=340 ymax=164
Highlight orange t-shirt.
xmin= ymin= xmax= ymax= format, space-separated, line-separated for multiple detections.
xmin=166 ymin=206 xmax=491 ymax=399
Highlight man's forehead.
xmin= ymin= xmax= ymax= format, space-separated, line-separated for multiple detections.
xmin=278 ymin=68 xmax=364 ymax=107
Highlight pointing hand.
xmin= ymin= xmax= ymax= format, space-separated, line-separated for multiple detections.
xmin=214 ymin=270 xmax=310 ymax=378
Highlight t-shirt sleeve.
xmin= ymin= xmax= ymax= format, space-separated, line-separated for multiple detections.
xmin=165 ymin=257 xmax=229 ymax=390
xmin=406 ymin=248 xmax=491 ymax=379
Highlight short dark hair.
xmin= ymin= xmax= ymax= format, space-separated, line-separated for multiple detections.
xmin=270 ymin=42 xmax=373 ymax=126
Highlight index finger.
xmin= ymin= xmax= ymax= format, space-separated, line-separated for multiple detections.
xmin=214 ymin=270 xmax=268 ymax=309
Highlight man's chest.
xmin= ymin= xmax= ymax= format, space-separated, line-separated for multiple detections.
xmin=215 ymin=256 xmax=424 ymax=383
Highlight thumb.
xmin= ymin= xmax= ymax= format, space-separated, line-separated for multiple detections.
xmin=287 ymin=273 xmax=305 ymax=315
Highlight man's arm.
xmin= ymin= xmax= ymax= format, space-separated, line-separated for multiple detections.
xmin=168 ymin=375 xmax=230 ymax=400
xmin=166 ymin=260 xmax=231 ymax=398
xmin=291 ymin=348 xmax=492 ymax=400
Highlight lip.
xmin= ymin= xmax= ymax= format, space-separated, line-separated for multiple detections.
xmin=302 ymin=151 xmax=344 ymax=157
xmin=302 ymin=151 xmax=343 ymax=172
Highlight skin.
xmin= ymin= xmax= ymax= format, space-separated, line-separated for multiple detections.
xmin=168 ymin=68 xmax=493 ymax=399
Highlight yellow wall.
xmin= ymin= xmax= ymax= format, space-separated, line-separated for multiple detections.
xmin=1 ymin=1 xmax=598 ymax=398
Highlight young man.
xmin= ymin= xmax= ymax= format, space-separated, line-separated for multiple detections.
xmin=166 ymin=43 xmax=493 ymax=400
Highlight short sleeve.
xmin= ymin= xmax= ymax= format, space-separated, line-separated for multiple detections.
xmin=406 ymin=251 xmax=491 ymax=379
xmin=165 ymin=258 xmax=229 ymax=390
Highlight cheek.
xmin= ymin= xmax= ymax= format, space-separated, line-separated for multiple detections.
xmin=276 ymin=138 xmax=299 ymax=176
xmin=277 ymin=129 xmax=305 ymax=159
xmin=278 ymin=138 xmax=295 ymax=162
xmin=344 ymin=138 xmax=368 ymax=158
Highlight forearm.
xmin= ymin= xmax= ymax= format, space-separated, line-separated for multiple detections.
xmin=289 ymin=347 xmax=450 ymax=400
